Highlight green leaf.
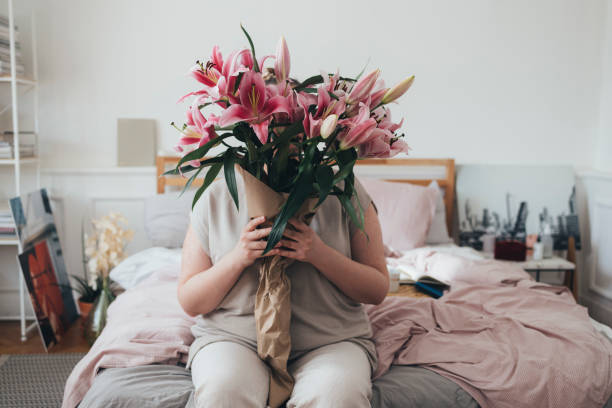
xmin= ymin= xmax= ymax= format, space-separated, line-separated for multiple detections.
xmin=192 ymin=162 xmax=223 ymax=210
xmin=179 ymin=165 xmax=204 ymax=197
xmin=164 ymin=157 xmax=224 ymax=176
xmin=315 ymin=165 xmax=334 ymax=207
xmin=223 ymin=149 xmax=240 ymax=210
xmin=264 ymin=171 xmax=314 ymax=254
xmin=176 ymin=133 xmax=233 ymax=169
xmin=337 ymin=187 xmax=361 ymax=230
xmin=354 ymin=57 xmax=371 ymax=81
xmin=240 ymin=24 xmax=260 ymax=72
xmin=294 ymin=74 xmax=323 ymax=91
xmin=332 ymin=158 xmax=356 ymax=185
xmin=260 ymin=121 xmax=304 ymax=152
xmin=269 ymin=141 xmax=289 ymax=189
xmin=299 ymin=88 xmax=339 ymax=100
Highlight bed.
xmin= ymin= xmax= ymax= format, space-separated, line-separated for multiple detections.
xmin=62 ymin=157 xmax=612 ymax=408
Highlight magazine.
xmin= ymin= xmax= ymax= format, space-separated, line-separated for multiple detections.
xmin=391 ymin=264 xmax=450 ymax=288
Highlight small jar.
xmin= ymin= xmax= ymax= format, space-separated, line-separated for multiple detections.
xmin=389 ymin=268 xmax=400 ymax=293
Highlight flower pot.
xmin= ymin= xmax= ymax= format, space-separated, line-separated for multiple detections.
xmin=83 ymin=277 xmax=115 ymax=346
xmin=78 ymin=299 xmax=94 ymax=319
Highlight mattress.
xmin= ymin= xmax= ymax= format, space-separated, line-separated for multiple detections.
xmin=78 ymin=363 xmax=481 ymax=408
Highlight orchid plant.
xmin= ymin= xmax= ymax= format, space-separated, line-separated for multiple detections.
xmin=168 ymin=26 xmax=414 ymax=253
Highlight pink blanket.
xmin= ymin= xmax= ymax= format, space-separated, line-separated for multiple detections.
xmin=63 ymin=253 xmax=612 ymax=408
xmin=62 ymin=266 xmax=196 ymax=408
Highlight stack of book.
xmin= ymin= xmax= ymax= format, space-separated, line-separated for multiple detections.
xmin=0 ymin=15 xmax=25 ymax=76
xmin=0 ymin=140 xmax=10 ymax=158
xmin=0 ymin=204 xmax=16 ymax=240
xmin=0 ymin=131 xmax=36 ymax=158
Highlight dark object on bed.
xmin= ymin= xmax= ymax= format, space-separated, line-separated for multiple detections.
xmin=414 ymin=281 xmax=444 ymax=299
xmin=77 ymin=363 xmax=481 ymax=408
xmin=494 ymin=239 xmax=527 ymax=261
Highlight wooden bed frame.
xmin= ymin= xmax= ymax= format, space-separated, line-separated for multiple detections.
xmin=156 ymin=156 xmax=455 ymax=233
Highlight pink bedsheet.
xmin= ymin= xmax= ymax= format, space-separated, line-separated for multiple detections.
xmin=62 ymin=266 xmax=196 ymax=408
xmin=63 ymin=252 xmax=612 ymax=408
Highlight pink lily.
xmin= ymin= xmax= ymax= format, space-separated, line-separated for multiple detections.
xmin=218 ymin=71 xmax=290 ymax=143
xmin=377 ymin=108 xmax=404 ymax=133
xmin=177 ymin=105 xmax=218 ymax=147
xmin=358 ymin=128 xmax=410 ymax=158
xmin=274 ymin=36 xmax=291 ymax=83
xmin=346 ymin=69 xmax=380 ymax=105
xmin=337 ymin=103 xmax=378 ymax=149
xmin=298 ymin=87 xmax=345 ymax=138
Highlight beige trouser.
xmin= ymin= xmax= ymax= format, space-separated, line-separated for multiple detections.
xmin=190 ymin=340 xmax=372 ymax=408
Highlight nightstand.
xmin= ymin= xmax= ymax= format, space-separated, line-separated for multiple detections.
xmin=481 ymin=252 xmax=576 ymax=294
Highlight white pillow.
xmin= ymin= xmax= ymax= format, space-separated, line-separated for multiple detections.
xmin=109 ymin=247 xmax=182 ymax=290
xmin=425 ymin=181 xmax=453 ymax=244
xmin=144 ymin=191 xmax=195 ymax=248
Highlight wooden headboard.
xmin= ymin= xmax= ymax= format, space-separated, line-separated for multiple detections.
xmin=156 ymin=156 xmax=455 ymax=232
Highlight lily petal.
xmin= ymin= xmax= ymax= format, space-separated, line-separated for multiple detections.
xmin=219 ymin=104 xmax=257 ymax=126
xmin=251 ymin=120 xmax=271 ymax=144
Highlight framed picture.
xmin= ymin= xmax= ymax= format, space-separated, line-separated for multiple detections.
xmin=17 ymin=239 xmax=73 ymax=350
xmin=10 ymin=188 xmax=78 ymax=348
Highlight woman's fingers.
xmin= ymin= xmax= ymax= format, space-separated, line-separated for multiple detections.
xmin=246 ymin=241 xmax=267 ymax=250
xmin=273 ymin=249 xmax=299 ymax=259
xmin=245 ymin=227 xmax=272 ymax=241
xmin=287 ymin=218 xmax=308 ymax=232
xmin=257 ymin=248 xmax=281 ymax=258
xmin=279 ymin=239 xmax=298 ymax=250
xmin=281 ymin=228 xmax=301 ymax=240
xmin=244 ymin=216 xmax=267 ymax=233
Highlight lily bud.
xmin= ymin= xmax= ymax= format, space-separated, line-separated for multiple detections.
xmin=274 ymin=36 xmax=291 ymax=83
xmin=320 ymin=114 xmax=338 ymax=139
xmin=381 ymin=75 xmax=415 ymax=104
xmin=347 ymin=69 xmax=380 ymax=104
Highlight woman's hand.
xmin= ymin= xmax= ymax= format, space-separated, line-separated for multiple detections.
xmin=276 ymin=218 xmax=326 ymax=263
xmin=230 ymin=215 xmax=280 ymax=269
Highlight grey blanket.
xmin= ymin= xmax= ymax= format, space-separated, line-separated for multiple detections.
xmin=79 ymin=363 xmax=479 ymax=408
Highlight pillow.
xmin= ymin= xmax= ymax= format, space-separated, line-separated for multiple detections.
xmin=144 ymin=191 xmax=195 ymax=248
xmin=109 ymin=247 xmax=182 ymax=290
xmin=425 ymin=180 xmax=453 ymax=244
xmin=359 ymin=177 xmax=437 ymax=251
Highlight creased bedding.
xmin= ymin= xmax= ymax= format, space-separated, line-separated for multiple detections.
xmin=63 ymin=249 xmax=612 ymax=408
xmin=62 ymin=265 xmax=195 ymax=408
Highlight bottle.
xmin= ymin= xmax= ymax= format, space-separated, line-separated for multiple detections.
xmin=533 ymin=236 xmax=544 ymax=260
xmin=542 ymin=225 xmax=553 ymax=259
xmin=389 ymin=268 xmax=400 ymax=293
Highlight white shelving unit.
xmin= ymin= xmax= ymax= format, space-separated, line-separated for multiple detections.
xmin=0 ymin=0 xmax=40 ymax=341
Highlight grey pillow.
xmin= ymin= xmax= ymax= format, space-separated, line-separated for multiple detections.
xmin=144 ymin=191 xmax=195 ymax=248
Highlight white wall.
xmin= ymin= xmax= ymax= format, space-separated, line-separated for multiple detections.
xmin=30 ymin=0 xmax=607 ymax=168
xmin=597 ymin=0 xmax=612 ymax=170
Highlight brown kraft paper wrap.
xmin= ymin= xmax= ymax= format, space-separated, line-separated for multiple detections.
xmin=237 ymin=165 xmax=316 ymax=408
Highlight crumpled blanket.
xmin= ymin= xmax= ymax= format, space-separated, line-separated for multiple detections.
xmin=62 ymin=266 xmax=195 ymax=408
xmin=63 ymin=254 xmax=612 ymax=408
xmin=367 ymin=280 xmax=612 ymax=408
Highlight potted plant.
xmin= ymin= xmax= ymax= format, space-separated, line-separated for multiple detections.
xmin=71 ymin=273 xmax=101 ymax=318
xmin=82 ymin=212 xmax=134 ymax=345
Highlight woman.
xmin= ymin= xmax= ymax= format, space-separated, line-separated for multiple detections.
xmin=178 ymin=176 xmax=388 ymax=408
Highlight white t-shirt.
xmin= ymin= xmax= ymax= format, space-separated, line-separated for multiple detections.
xmin=187 ymin=175 xmax=377 ymax=374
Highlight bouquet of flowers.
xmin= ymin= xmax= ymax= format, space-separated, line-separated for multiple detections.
xmin=168 ymin=25 xmax=414 ymax=407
